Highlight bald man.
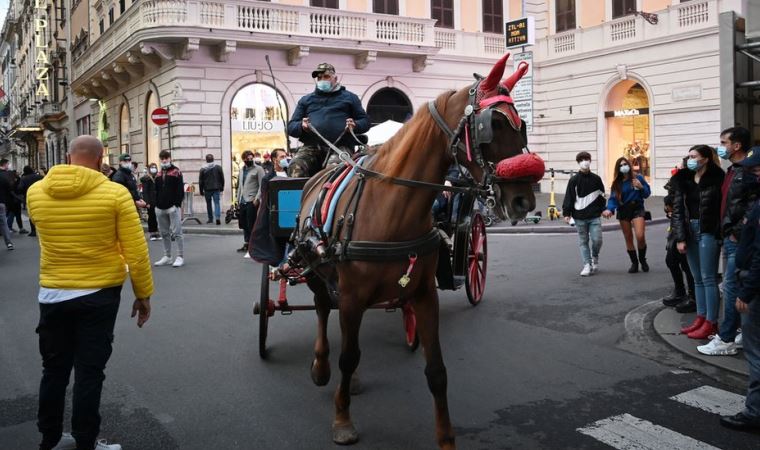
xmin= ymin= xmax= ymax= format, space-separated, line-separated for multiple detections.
xmin=27 ymin=135 xmax=154 ymax=450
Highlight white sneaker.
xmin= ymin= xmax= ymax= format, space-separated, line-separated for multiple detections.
xmin=580 ymin=264 xmax=592 ymax=277
xmin=697 ymin=335 xmax=738 ymax=356
xmin=52 ymin=433 xmax=76 ymax=450
xmin=735 ymin=332 xmax=743 ymax=349
xmin=94 ymin=440 xmax=122 ymax=450
xmin=149 ymin=235 xmax=158 ymax=241
xmin=591 ymin=258 xmax=599 ymax=273
xmin=172 ymin=256 xmax=185 ymax=267
xmin=154 ymin=256 xmax=172 ymax=266
xmin=243 ymin=252 xmax=251 ymax=259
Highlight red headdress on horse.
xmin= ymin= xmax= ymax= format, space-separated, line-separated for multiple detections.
xmin=474 ymin=53 xmax=544 ymax=183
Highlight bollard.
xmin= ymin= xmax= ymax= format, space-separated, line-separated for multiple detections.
xmin=181 ymin=183 xmax=202 ymax=225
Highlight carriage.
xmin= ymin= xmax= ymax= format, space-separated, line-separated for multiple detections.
xmin=253 ymin=173 xmax=488 ymax=357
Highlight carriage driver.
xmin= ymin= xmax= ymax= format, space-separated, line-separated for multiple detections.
xmin=286 ymin=62 xmax=371 ymax=177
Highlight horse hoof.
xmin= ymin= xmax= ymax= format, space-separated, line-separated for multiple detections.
xmin=332 ymin=423 xmax=359 ymax=445
xmin=311 ymin=359 xmax=330 ymax=386
xmin=349 ymin=374 xmax=362 ymax=395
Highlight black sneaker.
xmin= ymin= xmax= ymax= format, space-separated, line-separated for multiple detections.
xmin=236 ymin=245 xmax=248 ymax=253
xmin=216 ymin=219 xmax=221 ymax=225
xmin=662 ymin=291 xmax=686 ymax=307
xmin=19 ymin=228 xmax=29 ymax=234
xmin=6 ymin=243 xmax=14 ymax=250
xmin=206 ymin=219 xmax=213 ymax=224
xmin=675 ymin=299 xmax=697 ymax=313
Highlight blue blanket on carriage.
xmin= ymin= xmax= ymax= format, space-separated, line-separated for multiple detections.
xmin=250 ymin=172 xmax=288 ymax=266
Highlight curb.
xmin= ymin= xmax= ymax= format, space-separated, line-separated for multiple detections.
xmin=652 ymin=306 xmax=749 ymax=377
xmin=487 ymin=217 xmax=669 ymax=234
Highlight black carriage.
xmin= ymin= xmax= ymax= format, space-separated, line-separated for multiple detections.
xmin=253 ymin=175 xmax=488 ymax=358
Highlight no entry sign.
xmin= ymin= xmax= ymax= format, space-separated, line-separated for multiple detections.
xmin=151 ymin=107 xmax=170 ymax=126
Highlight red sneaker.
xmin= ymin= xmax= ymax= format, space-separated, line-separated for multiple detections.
xmin=680 ymin=315 xmax=705 ymax=334
xmin=687 ymin=320 xmax=718 ymax=340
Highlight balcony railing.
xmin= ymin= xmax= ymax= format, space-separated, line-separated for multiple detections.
xmin=545 ymin=0 xmax=717 ymax=59
xmin=74 ymin=0 xmax=511 ymax=81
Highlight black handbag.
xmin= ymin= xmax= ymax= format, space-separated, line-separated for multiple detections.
xmin=225 ymin=203 xmax=239 ymax=224
xmin=644 ymin=210 xmax=652 ymax=221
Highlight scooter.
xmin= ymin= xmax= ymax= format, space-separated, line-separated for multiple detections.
xmin=546 ymin=168 xmax=562 ymax=220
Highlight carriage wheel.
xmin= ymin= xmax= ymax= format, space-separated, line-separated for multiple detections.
xmin=258 ymin=263 xmax=272 ymax=359
xmin=465 ymin=213 xmax=487 ymax=306
xmin=402 ymin=304 xmax=419 ymax=352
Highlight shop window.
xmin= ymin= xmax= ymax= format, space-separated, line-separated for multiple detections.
xmin=555 ymin=0 xmax=576 ymax=33
xmin=612 ymin=0 xmax=636 ymax=19
xmin=367 ymin=88 xmax=412 ymax=125
xmin=373 ymin=0 xmax=398 ymax=15
xmin=120 ymin=103 xmax=130 ymax=153
xmin=482 ymin=0 xmax=503 ymax=34
xmin=431 ymin=0 xmax=454 ymax=29
xmin=310 ymin=0 xmax=338 ymax=8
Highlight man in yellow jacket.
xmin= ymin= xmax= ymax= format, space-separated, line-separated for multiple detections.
xmin=27 ymin=135 xmax=154 ymax=450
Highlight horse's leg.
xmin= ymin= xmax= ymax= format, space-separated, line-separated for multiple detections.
xmin=309 ymin=279 xmax=332 ymax=386
xmin=415 ymin=289 xmax=456 ymax=450
xmin=332 ymin=304 xmax=364 ymax=445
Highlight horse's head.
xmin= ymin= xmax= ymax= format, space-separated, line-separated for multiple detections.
xmin=443 ymin=53 xmax=544 ymax=222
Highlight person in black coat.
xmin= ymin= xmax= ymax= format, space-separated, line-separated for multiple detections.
xmin=17 ymin=166 xmax=44 ymax=236
xmin=198 ymin=153 xmax=225 ymax=225
xmin=671 ymin=145 xmax=725 ymax=340
xmin=140 ymin=163 xmax=160 ymax=240
xmin=111 ymin=154 xmax=145 ymax=208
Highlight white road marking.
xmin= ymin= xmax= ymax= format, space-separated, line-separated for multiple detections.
xmin=670 ymin=385 xmax=746 ymax=416
xmin=577 ymin=413 xmax=720 ymax=450
xmin=669 ymin=369 xmax=692 ymax=375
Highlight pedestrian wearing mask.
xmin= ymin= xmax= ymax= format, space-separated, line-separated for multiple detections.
xmin=603 ymin=157 xmax=651 ymax=273
xmin=0 ymin=158 xmax=15 ymax=249
xmin=236 ymin=150 xmax=265 ymax=255
xmin=562 ymin=152 xmax=606 ymax=276
xmin=274 ymin=149 xmax=291 ymax=177
xmin=720 ymin=148 xmax=760 ymax=431
xmin=662 ymin=158 xmax=696 ymax=312
xmin=153 ymin=150 xmax=185 ymax=267
xmin=140 ymin=163 xmax=160 ymax=241
xmin=111 ymin=154 xmax=146 ymax=209
xmin=671 ymin=145 xmax=725 ymax=339
xmin=17 ymin=165 xmax=44 ymax=237
xmin=698 ymin=127 xmax=753 ymax=356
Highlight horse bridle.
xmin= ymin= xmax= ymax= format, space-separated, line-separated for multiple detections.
xmin=426 ymin=78 xmax=530 ymax=190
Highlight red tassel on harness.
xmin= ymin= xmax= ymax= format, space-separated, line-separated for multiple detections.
xmin=495 ymin=153 xmax=545 ymax=183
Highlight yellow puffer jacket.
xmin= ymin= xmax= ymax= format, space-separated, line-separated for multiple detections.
xmin=27 ymin=165 xmax=154 ymax=299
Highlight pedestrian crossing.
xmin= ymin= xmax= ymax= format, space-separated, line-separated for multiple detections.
xmin=577 ymin=385 xmax=746 ymax=449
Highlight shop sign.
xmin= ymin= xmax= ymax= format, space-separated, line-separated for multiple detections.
xmin=511 ymin=52 xmax=533 ymax=133
xmin=242 ymin=120 xmax=276 ymax=131
xmin=605 ymin=108 xmax=649 ymax=118
xmin=35 ymin=0 xmax=50 ymax=98
xmin=505 ymin=17 xmax=535 ymax=48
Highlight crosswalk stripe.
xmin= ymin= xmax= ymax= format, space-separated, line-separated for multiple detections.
xmin=577 ymin=413 xmax=720 ymax=450
xmin=669 ymin=385 xmax=745 ymax=416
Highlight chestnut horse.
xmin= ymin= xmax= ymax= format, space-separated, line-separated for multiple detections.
xmin=295 ymin=54 xmax=540 ymax=449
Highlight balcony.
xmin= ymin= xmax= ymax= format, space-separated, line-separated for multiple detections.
xmin=543 ymin=0 xmax=718 ymax=60
xmin=73 ymin=0 xmax=510 ymax=86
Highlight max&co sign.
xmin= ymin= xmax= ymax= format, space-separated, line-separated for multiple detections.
xmin=34 ymin=0 xmax=50 ymax=99
xmin=604 ymin=108 xmax=650 ymax=118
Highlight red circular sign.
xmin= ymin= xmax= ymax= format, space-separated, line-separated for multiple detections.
xmin=151 ymin=107 xmax=170 ymax=126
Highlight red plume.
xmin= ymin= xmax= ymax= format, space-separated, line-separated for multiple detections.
xmin=480 ymin=53 xmax=510 ymax=93
xmin=502 ymin=61 xmax=529 ymax=92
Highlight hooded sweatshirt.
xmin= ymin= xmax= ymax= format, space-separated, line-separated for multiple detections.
xmin=26 ymin=165 xmax=154 ymax=299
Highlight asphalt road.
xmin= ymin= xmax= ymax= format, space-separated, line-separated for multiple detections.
xmin=1 ymin=223 xmax=757 ymax=449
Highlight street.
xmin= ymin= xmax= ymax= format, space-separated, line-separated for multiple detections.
xmin=0 ymin=223 xmax=757 ymax=449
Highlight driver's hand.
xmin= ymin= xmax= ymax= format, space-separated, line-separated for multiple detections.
xmin=301 ymin=118 xmax=310 ymax=130
xmin=346 ymin=118 xmax=356 ymax=130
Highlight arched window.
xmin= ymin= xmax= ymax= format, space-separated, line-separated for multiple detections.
xmin=367 ymin=88 xmax=413 ymax=125
xmin=145 ymin=91 xmax=160 ymax=166
xmin=120 ymin=103 xmax=130 ymax=153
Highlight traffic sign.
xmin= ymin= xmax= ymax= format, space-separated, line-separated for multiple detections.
xmin=151 ymin=107 xmax=170 ymax=126
xmin=505 ymin=17 xmax=535 ymax=48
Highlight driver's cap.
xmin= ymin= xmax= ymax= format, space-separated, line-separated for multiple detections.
xmin=311 ymin=63 xmax=335 ymax=78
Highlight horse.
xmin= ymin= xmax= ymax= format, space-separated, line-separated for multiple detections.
xmin=292 ymin=53 xmax=543 ymax=449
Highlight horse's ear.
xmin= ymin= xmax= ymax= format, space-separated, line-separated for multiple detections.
xmin=479 ymin=53 xmax=510 ymax=93
xmin=502 ymin=61 xmax=530 ymax=92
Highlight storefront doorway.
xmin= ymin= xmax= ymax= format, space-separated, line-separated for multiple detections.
xmin=604 ymin=81 xmax=651 ymax=185
xmin=229 ymin=83 xmax=288 ymax=199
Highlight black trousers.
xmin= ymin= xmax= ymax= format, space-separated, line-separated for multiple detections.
xmin=37 ymin=286 xmax=121 ymax=450
xmin=666 ymin=243 xmax=694 ymax=297
xmin=241 ymin=202 xmax=258 ymax=245
xmin=147 ymin=205 xmax=158 ymax=233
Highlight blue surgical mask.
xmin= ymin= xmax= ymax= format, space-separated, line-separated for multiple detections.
xmin=687 ymin=158 xmax=700 ymax=171
xmin=160 ymin=162 xmax=171 ymax=169
xmin=316 ymin=80 xmax=332 ymax=92
xmin=279 ymin=158 xmax=290 ymax=169
xmin=619 ymin=165 xmax=630 ymax=174
xmin=717 ymin=145 xmax=730 ymax=160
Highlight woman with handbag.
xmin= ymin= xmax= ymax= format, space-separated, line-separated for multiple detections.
xmin=603 ymin=157 xmax=652 ymax=273
xmin=670 ymin=145 xmax=725 ymax=339
xmin=140 ymin=163 xmax=160 ymax=241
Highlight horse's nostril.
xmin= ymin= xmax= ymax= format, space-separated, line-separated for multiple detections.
xmin=512 ymin=196 xmax=532 ymax=212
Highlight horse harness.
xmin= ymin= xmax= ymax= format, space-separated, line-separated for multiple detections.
xmin=290 ymin=77 xmax=528 ymax=289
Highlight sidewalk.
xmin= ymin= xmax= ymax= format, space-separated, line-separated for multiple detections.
xmin=164 ymin=192 xmax=669 ymax=236
xmin=654 ymin=307 xmax=749 ymax=377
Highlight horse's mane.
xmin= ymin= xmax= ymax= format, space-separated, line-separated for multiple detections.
xmin=371 ymin=90 xmax=455 ymax=179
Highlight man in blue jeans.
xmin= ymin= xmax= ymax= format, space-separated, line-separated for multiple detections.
xmin=562 ymin=152 xmax=606 ymax=276
xmin=721 ymin=149 xmax=760 ymax=431
xmin=198 ymin=153 xmax=225 ymax=225
xmin=699 ymin=127 xmax=752 ymax=356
